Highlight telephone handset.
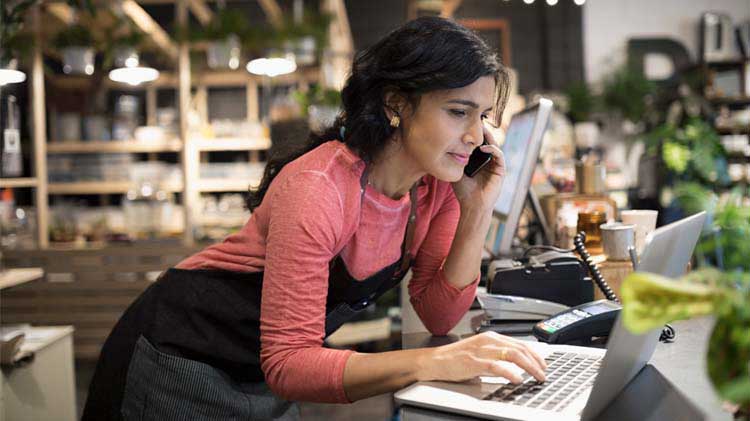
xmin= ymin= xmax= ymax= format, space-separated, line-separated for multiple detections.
xmin=532 ymin=232 xmax=675 ymax=344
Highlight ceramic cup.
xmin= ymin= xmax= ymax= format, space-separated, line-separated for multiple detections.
xmin=620 ymin=210 xmax=658 ymax=255
xmin=600 ymin=222 xmax=636 ymax=261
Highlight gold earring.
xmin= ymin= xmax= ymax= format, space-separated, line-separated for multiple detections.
xmin=390 ymin=115 xmax=400 ymax=128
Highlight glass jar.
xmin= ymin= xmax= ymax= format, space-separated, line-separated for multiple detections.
xmin=576 ymin=211 xmax=606 ymax=250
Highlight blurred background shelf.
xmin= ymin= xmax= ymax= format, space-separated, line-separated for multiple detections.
xmin=196 ymin=178 xmax=261 ymax=192
xmin=46 ymin=140 xmax=183 ymax=154
xmin=48 ymin=180 xmax=183 ymax=195
xmin=193 ymin=137 xmax=271 ymax=151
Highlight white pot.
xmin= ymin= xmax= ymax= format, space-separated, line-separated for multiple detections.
xmin=573 ymin=121 xmax=600 ymax=149
xmin=62 ymin=46 xmax=95 ymax=75
xmin=293 ymin=36 xmax=317 ymax=66
xmin=207 ymin=34 xmax=241 ymax=70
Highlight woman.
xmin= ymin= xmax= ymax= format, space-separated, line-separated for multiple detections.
xmin=82 ymin=16 xmax=547 ymax=421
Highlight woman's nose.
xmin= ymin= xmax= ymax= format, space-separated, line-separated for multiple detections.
xmin=462 ymin=123 xmax=483 ymax=147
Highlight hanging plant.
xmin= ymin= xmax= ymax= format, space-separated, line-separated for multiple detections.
xmin=198 ymin=8 xmax=250 ymax=41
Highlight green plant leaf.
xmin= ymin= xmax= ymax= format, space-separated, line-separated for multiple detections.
xmin=620 ymin=270 xmax=727 ymax=334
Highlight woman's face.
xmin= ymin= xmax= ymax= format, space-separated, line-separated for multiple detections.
xmin=399 ymin=76 xmax=496 ymax=182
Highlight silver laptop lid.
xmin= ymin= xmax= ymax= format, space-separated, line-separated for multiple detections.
xmin=581 ymin=211 xmax=707 ymax=420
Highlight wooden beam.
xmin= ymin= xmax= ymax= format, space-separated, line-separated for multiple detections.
xmin=187 ymin=0 xmax=213 ymax=26
xmin=176 ymin=0 xmax=196 ymax=246
xmin=322 ymin=0 xmax=354 ymax=90
xmin=440 ymin=0 xmax=463 ymax=17
xmin=258 ymin=0 xmax=284 ymax=28
xmin=45 ymin=2 xmax=76 ymax=25
xmin=32 ymin=5 xmax=49 ymax=249
xmin=119 ymin=0 xmax=179 ymax=61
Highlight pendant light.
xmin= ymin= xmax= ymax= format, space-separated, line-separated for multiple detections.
xmin=108 ymin=48 xmax=159 ymax=86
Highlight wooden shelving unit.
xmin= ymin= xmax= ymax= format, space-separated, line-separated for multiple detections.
xmin=2 ymin=0 xmax=353 ymax=249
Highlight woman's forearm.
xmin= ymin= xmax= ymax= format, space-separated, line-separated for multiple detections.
xmin=442 ymin=205 xmax=492 ymax=289
xmin=342 ymin=348 xmax=433 ymax=401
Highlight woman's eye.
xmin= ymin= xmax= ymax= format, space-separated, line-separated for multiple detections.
xmin=481 ymin=114 xmax=489 ymax=120
xmin=449 ymin=109 xmax=467 ymax=117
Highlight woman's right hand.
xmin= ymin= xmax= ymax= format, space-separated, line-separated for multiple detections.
xmin=418 ymin=332 xmax=547 ymax=384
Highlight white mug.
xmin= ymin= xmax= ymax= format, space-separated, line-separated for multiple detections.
xmin=620 ymin=210 xmax=658 ymax=255
xmin=600 ymin=223 xmax=636 ymax=261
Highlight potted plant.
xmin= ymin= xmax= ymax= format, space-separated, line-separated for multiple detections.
xmin=54 ymin=23 xmax=97 ymax=75
xmin=564 ymin=81 xmax=600 ymax=149
xmin=198 ymin=8 xmax=249 ymax=70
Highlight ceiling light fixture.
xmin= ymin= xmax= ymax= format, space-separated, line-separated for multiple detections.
xmin=0 ymin=69 xmax=26 ymax=86
xmin=246 ymin=50 xmax=297 ymax=77
xmin=108 ymin=49 xmax=159 ymax=86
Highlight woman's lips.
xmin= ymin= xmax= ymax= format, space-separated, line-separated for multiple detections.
xmin=448 ymin=152 xmax=469 ymax=165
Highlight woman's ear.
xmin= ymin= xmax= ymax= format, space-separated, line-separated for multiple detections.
xmin=383 ymin=90 xmax=407 ymax=120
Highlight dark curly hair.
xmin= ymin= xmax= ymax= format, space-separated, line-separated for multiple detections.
xmin=246 ymin=16 xmax=510 ymax=210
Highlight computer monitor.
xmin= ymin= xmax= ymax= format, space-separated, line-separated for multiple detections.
xmin=492 ymin=98 xmax=553 ymax=255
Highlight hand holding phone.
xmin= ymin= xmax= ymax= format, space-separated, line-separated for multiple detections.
xmin=463 ymin=141 xmax=493 ymax=177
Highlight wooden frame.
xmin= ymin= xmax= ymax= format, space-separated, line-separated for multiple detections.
xmin=458 ymin=18 xmax=512 ymax=68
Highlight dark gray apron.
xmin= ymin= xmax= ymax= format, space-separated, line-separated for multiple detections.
xmin=82 ymin=169 xmax=419 ymax=421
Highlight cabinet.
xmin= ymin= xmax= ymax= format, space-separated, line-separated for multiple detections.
xmin=0 ymin=326 xmax=77 ymax=421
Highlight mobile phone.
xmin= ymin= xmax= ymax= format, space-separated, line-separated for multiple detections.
xmin=463 ymin=141 xmax=493 ymax=177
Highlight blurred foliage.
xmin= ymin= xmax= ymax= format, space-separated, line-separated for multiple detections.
xmin=292 ymin=84 xmax=341 ymax=116
xmin=621 ymin=268 xmax=750 ymax=411
xmin=564 ymin=81 xmax=597 ymax=123
xmin=645 ymin=119 xmax=729 ymax=186
xmin=601 ymin=64 xmax=656 ymax=123
xmin=54 ymin=24 xmax=96 ymax=49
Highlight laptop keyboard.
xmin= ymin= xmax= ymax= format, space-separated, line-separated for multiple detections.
xmin=484 ymin=351 xmax=602 ymax=412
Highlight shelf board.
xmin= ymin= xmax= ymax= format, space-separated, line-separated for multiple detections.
xmin=48 ymin=180 xmax=183 ymax=195
xmin=706 ymin=96 xmax=750 ymax=105
xmin=0 ymin=178 xmax=39 ymax=188
xmin=193 ymin=137 xmax=271 ymax=151
xmin=717 ymin=126 xmax=750 ymax=135
xmin=47 ymin=140 xmax=183 ymax=154
xmin=48 ymin=66 xmax=321 ymax=89
xmin=0 ymin=268 xmax=44 ymax=290
xmin=197 ymin=177 xmax=261 ymax=192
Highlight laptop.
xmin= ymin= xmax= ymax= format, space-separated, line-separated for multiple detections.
xmin=395 ymin=211 xmax=707 ymax=421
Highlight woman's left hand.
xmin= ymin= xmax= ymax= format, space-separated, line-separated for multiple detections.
xmin=452 ymin=124 xmax=506 ymax=212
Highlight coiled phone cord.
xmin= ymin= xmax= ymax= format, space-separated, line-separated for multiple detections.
xmin=572 ymin=232 xmax=675 ymax=343
xmin=573 ymin=232 xmax=618 ymax=302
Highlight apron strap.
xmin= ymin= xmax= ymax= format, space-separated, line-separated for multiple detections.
xmin=399 ymin=183 xmax=419 ymax=274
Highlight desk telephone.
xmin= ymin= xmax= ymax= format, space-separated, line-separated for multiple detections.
xmin=482 ymin=232 xmax=675 ymax=345
xmin=481 ymin=232 xmax=623 ymax=344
